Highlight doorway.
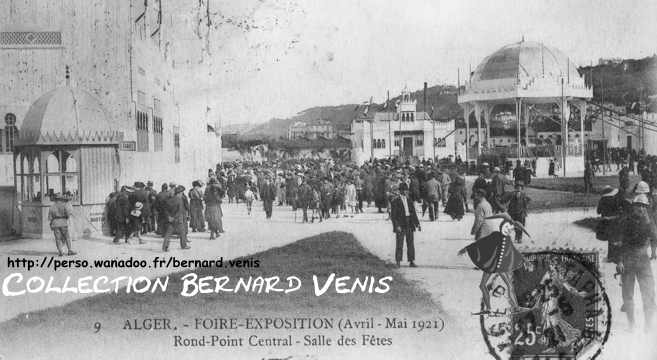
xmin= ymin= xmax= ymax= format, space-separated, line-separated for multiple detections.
xmin=627 ymin=136 xmax=632 ymax=151
xmin=403 ymin=137 xmax=413 ymax=157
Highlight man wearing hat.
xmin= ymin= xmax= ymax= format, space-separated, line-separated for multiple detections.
xmin=424 ymin=172 xmax=442 ymax=221
xmin=112 ymin=186 xmax=132 ymax=244
xmin=48 ymin=193 xmax=77 ymax=256
xmin=144 ymin=181 xmax=157 ymax=233
xmin=501 ymin=180 xmax=531 ymax=243
xmin=163 ymin=185 xmax=190 ymax=251
xmin=154 ymin=183 xmax=170 ymax=235
xmin=488 ymin=166 xmax=510 ymax=213
xmin=617 ymin=180 xmax=657 ymax=331
xmin=390 ymin=182 xmax=421 ymax=268
xmin=260 ymin=173 xmax=277 ymax=219
xmin=130 ymin=181 xmax=149 ymax=243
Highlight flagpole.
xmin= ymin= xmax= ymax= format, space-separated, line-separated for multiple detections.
xmin=432 ymin=106 xmax=436 ymax=161
xmin=388 ymin=91 xmax=391 ymax=158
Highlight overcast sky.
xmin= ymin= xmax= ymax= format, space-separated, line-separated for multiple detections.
xmin=197 ymin=0 xmax=657 ymax=125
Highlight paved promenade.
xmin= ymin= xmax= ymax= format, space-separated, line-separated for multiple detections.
xmin=0 ymin=201 xmax=654 ymax=358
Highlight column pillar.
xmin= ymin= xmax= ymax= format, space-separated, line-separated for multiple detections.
xmin=523 ymin=102 xmax=529 ymax=148
xmin=579 ymin=101 xmax=587 ymax=173
xmin=475 ymin=102 xmax=482 ymax=156
xmin=485 ymin=104 xmax=493 ymax=148
xmin=516 ymin=98 xmax=521 ymax=158
xmin=464 ymin=104 xmax=470 ymax=162
xmin=560 ymin=96 xmax=570 ymax=176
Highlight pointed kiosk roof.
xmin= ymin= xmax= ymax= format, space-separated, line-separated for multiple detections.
xmin=16 ymin=86 xmax=122 ymax=146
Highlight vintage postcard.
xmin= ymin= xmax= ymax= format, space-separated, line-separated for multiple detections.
xmin=1 ymin=1 xmax=656 ymax=359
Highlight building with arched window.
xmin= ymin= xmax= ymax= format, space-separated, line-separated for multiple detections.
xmin=0 ymin=1 xmax=223 ymax=238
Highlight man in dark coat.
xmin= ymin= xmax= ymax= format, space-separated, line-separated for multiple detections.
xmin=162 ymin=185 xmax=190 ymax=251
xmin=153 ymin=183 xmax=169 ymax=235
xmin=617 ymin=182 xmax=657 ymax=331
xmin=501 ymin=180 xmax=531 ymax=243
xmin=144 ymin=181 xmax=157 ymax=233
xmin=297 ymin=175 xmax=313 ymax=223
xmin=260 ymin=174 xmax=277 ymax=219
xmin=488 ymin=167 xmax=510 ymax=213
xmin=112 ymin=186 xmax=131 ymax=244
xmin=320 ymin=178 xmax=334 ymax=220
xmin=390 ymin=182 xmax=421 ymax=268
xmin=619 ymin=165 xmax=630 ymax=194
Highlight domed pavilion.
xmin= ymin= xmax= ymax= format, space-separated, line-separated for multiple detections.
xmin=14 ymin=86 xmax=122 ymax=237
xmin=458 ymin=39 xmax=592 ymax=176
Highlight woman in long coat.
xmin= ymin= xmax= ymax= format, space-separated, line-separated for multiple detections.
xmin=188 ymin=181 xmax=205 ymax=232
xmin=445 ymin=173 xmax=468 ymax=220
xmin=204 ymin=178 xmax=224 ymax=239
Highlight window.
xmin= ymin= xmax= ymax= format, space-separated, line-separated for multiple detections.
xmin=394 ymin=139 xmax=400 ymax=147
xmin=2 ymin=113 xmax=18 ymax=153
xmin=174 ymin=126 xmax=180 ymax=163
xmin=153 ymin=98 xmax=163 ymax=151
xmin=44 ymin=150 xmax=79 ymax=202
xmin=415 ymin=137 xmax=423 ymax=146
xmin=16 ymin=152 xmax=41 ymax=202
xmin=136 ymin=110 xmax=149 ymax=151
xmin=434 ymin=138 xmax=446 ymax=147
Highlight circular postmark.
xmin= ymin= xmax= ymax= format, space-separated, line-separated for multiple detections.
xmin=479 ymin=250 xmax=612 ymax=359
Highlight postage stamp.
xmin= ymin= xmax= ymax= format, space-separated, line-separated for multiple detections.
xmin=480 ymin=250 xmax=612 ymax=360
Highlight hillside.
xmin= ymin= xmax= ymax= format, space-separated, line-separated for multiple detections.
xmin=241 ymin=55 xmax=657 ymax=140
xmin=581 ymin=55 xmax=657 ymax=106
xmin=243 ymin=84 xmax=463 ymax=140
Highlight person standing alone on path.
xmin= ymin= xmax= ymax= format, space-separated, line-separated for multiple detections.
xmin=244 ymin=186 xmax=255 ymax=215
xmin=424 ymin=172 xmax=442 ymax=221
xmin=260 ymin=173 xmax=277 ymax=219
xmin=390 ymin=182 xmax=420 ymax=268
xmin=48 ymin=193 xmax=77 ymax=256
xmin=584 ymin=161 xmax=594 ymax=193
xmin=501 ymin=180 xmax=531 ymax=243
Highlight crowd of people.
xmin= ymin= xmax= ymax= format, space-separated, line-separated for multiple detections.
xmin=103 ymin=178 xmax=226 ymax=251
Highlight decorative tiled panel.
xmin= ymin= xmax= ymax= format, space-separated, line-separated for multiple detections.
xmin=0 ymin=31 xmax=62 ymax=48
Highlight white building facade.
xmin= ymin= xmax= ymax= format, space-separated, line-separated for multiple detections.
xmin=351 ymin=88 xmax=455 ymax=164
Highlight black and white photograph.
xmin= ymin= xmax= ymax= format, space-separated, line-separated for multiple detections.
xmin=0 ymin=0 xmax=656 ymax=359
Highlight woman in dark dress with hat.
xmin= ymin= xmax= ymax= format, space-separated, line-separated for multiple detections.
xmin=188 ymin=180 xmax=205 ymax=232
xmin=445 ymin=172 xmax=468 ymax=220
xmin=204 ymin=177 xmax=224 ymax=239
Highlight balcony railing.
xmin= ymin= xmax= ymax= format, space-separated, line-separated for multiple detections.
xmin=473 ymin=144 xmax=583 ymax=159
